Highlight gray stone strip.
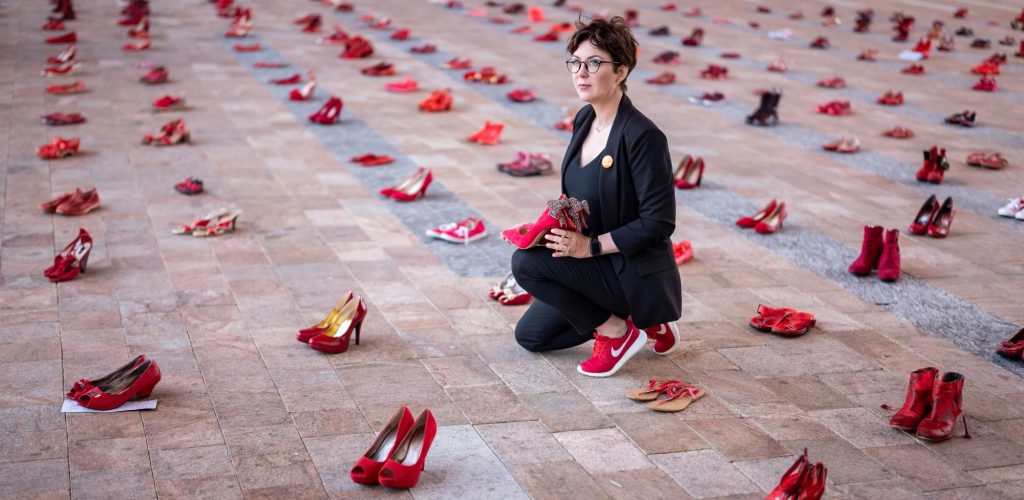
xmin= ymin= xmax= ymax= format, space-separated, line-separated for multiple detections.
xmin=221 ymin=36 xmax=513 ymax=277
xmin=411 ymin=3 xmax=1024 ymax=377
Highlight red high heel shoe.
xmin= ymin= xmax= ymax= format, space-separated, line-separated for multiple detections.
xmin=309 ymin=96 xmax=343 ymax=125
xmin=289 ymin=72 xmax=317 ymax=101
xmin=298 ymin=291 xmax=354 ymax=342
xmin=378 ymin=409 xmax=437 ymax=489
xmin=682 ymin=28 xmax=704 ymax=46
xmin=908 ymin=195 xmax=938 ymax=235
xmin=142 ymin=119 xmax=190 ymax=146
xmin=766 ymin=449 xmax=809 ymax=500
xmin=224 ymin=9 xmax=253 ymax=38
xmin=749 ymin=305 xmax=797 ymax=331
xmin=351 ymin=406 xmax=415 ymax=485
xmin=380 ymin=168 xmax=432 ymax=201
xmin=46 ymin=32 xmax=77 ymax=44
xmin=46 ymin=44 xmax=75 ymax=64
xmin=300 ymin=14 xmax=322 ymax=33
xmin=849 ymin=225 xmax=882 ymax=276
xmin=41 ymin=61 xmax=80 ymax=76
xmin=877 ymin=229 xmax=901 ymax=282
xmin=123 ymin=38 xmax=151 ymax=51
xmin=270 ymin=73 xmax=302 ymax=85
xmin=153 ymin=95 xmax=185 ymax=111
xmin=66 ymin=355 xmax=147 ymax=399
xmin=798 ymin=463 xmax=827 ymax=500
xmin=418 ymin=88 xmax=453 ymax=112
xmin=45 ymin=228 xmax=93 ymax=282
xmin=736 ymin=199 xmax=777 ymax=228
xmin=501 ymin=196 xmax=589 ymax=249
xmin=754 ymin=201 xmax=787 ymax=234
xmin=341 ymin=36 xmax=374 ymax=58
xmin=675 ymin=157 xmax=704 ymax=189
xmin=361 ymin=62 xmax=395 ymax=76
xmin=193 ymin=210 xmax=242 ymax=237
xmin=385 ymin=75 xmax=419 ymax=93
xmin=308 ymin=296 xmax=367 ymax=353
xmin=77 ymin=359 xmax=161 ymax=410
xmin=889 ymin=367 xmax=938 ymax=430
xmin=996 ymin=328 xmax=1024 ymax=359
xmin=927 ymin=197 xmax=955 ymax=238
xmin=318 ymin=26 xmax=349 ymax=45
xmin=467 ymin=121 xmax=503 ymax=145
xmin=128 ymin=18 xmax=149 ymax=38
xmin=36 ymin=136 xmax=80 ymax=159
xmin=645 ymin=71 xmax=676 ymax=85
xmin=140 ymin=66 xmax=168 ymax=84
xmin=915 ymin=372 xmax=969 ymax=441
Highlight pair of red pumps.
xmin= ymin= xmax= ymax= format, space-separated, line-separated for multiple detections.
xmin=297 ymin=291 xmax=368 ymax=353
xmin=849 ymin=226 xmax=900 ymax=281
xmin=736 ymin=199 xmax=787 ymax=234
xmin=887 ymin=368 xmax=969 ymax=441
xmin=767 ymin=449 xmax=826 ymax=500
xmin=488 ymin=273 xmax=531 ymax=305
xmin=66 ymin=355 xmax=161 ymax=410
xmin=750 ymin=305 xmax=816 ymax=336
xmin=351 ymin=407 xmax=436 ymax=488
xmin=309 ymin=96 xmax=343 ymax=125
xmin=45 ymin=228 xmax=93 ymax=283
xmin=500 ymin=195 xmax=590 ymax=249
xmin=909 ymin=195 xmax=955 ymax=238
xmin=916 ymin=146 xmax=950 ymax=184
xmin=467 ymin=121 xmax=503 ymax=145
xmin=380 ymin=168 xmax=433 ymax=201
xmin=673 ymin=155 xmax=704 ymax=189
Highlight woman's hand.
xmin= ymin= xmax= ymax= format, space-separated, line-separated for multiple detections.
xmin=545 ymin=228 xmax=590 ymax=259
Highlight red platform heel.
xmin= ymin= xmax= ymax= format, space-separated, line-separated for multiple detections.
xmin=297 ymin=291 xmax=354 ymax=342
xmin=501 ymin=195 xmax=589 ymax=249
xmin=66 ymin=355 xmax=148 ymax=399
xmin=351 ymin=407 xmax=415 ymax=485
xmin=915 ymin=372 xmax=969 ymax=441
xmin=308 ymin=297 xmax=367 ymax=353
xmin=888 ymin=367 xmax=938 ymax=431
xmin=77 ymin=359 xmax=161 ymax=410
xmin=378 ymin=409 xmax=437 ymax=489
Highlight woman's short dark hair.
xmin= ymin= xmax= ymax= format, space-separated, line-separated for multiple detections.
xmin=566 ymin=16 xmax=639 ymax=92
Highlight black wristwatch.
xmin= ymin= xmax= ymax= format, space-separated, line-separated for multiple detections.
xmin=590 ymin=235 xmax=602 ymax=257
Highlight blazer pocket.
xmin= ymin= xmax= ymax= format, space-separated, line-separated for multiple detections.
xmin=634 ymin=253 xmax=675 ymax=277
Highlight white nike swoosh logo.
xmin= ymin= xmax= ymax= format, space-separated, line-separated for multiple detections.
xmin=610 ymin=329 xmax=637 ymax=358
xmin=652 ymin=325 xmax=666 ymax=336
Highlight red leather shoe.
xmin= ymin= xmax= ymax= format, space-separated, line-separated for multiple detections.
xmin=766 ymin=449 xmax=809 ymax=500
xmin=46 ymin=32 xmax=77 ymax=44
xmin=908 ymin=195 xmax=938 ymax=235
xmin=849 ymin=225 xmax=883 ymax=276
xmin=140 ymin=66 xmax=168 ymax=84
xmin=646 ymin=71 xmax=676 ymax=85
xmin=380 ymin=168 xmax=432 ymax=201
xmin=750 ymin=305 xmax=797 ymax=331
xmin=877 ymin=90 xmax=904 ymax=106
xmin=341 ymin=36 xmax=373 ymax=58
xmin=308 ymin=296 xmax=367 ymax=353
xmin=467 ymin=121 xmax=503 ymax=145
xmin=45 ymin=227 xmax=93 ymax=282
xmin=122 ymin=38 xmax=151 ymax=51
xmin=390 ymin=28 xmax=410 ymax=40
xmin=290 ymin=77 xmax=317 ymax=101
xmin=40 ymin=191 xmax=74 ymax=213
xmin=142 ymin=119 xmax=190 ymax=146
xmin=809 ymin=36 xmax=830 ymax=49
xmin=754 ymin=201 xmax=787 ymax=234
xmin=385 ymin=75 xmax=419 ymax=93
xmin=300 ymin=14 xmax=322 ymax=33
xmin=997 ymin=328 xmax=1024 ymax=359
xmin=926 ymin=197 xmax=955 ymax=238
xmin=77 ymin=359 xmax=161 ymax=410
xmin=501 ymin=196 xmax=589 ymax=249
xmin=877 ymin=229 xmax=901 ymax=282
xmin=915 ymin=146 xmax=938 ymax=181
xmin=966 ymin=152 xmax=1008 ymax=169
xmin=318 ymin=27 xmax=349 ymax=45
xmin=418 ymin=88 xmax=453 ymax=112
xmin=378 ymin=409 xmax=437 ymax=488
xmin=673 ymin=240 xmax=694 ymax=265
xmin=507 ymin=88 xmax=536 ymax=102
xmin=736 ymin=199 xmax=777 ymax=228
xmin=41 ymin=61 xmax=80 ymax=76
xmin=55 ymin=187 xmax=99 ymax=215
xmin=816 ymin=76 xmax=846 ymax=88
xmin=153 ymin=95 xmax=185 ymax=111
xmin=971 ymin=60 xmax=1000 ymax=75
xmin=441 ymin=57 xmax=472 ymax=69
xmin=309 ymin=97 xmax=343 ymax=125
xmin=42 ymin=112 xmax=86 ymax=126
xmin=350 ymin=406 xmax=415 ymax=485
xmin=464 ymin=66 xmax=508 ymax=84
xmin=350 ymin=154 xmax=395 ymax=166
xmin=128 ymin=18 xmax=149 ymax=38
xmin=47 ymin=44 xmax=76 ymax=64
xmin=700 ymin=64 xmax=729 ymax=79
xmin=270 ymin=73 xmax=301 ymax=85
xmin=798 ymin=463 xmax=827 ymax=500
xmin=915 ymin=372 xmax=969 ymax=441
xmin=816 ymin=100 xmax=852 ymax=115
xmin=361 ymin=62 xmax=395 ymax=76
xmin=973 ymin=75 xmax=997 ymax=92
xmin=174 ymin=177 xmax=203 ymax=195
xmin=902 ymin=64 xmax=926 ymax=75
xmin=682 ymin=28 xmax=704 ymax=46
xmin=36 ymin=136 xmax=80 ymax=159
xmin=883 ymin=126 xmax=914 ymax=139
xmin=298 ymin=291 xmax=354 ymax=342
xmin=889 ymin=367 xmax=938 ymax=430
xmin=42 ymin=19 xmax=65 ymax=31
xmin=674 ymin=157 xmax=704 ymax=189
xmin=926 ymin=148 xmax=949 ymax=184
xmin=771 ymin=312 xmax=815 ymax=336
xmin=652 ymin=50 xmax=683 ymax=65
xmin=66 ymin=354 xmax=147 ymax=399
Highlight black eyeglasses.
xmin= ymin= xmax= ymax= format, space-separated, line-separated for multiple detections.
xmin=566 ymin=58 xmax=619 ymax=74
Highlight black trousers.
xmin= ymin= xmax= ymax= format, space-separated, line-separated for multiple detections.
xmin=510 ymin=247 xmax=630 ymax=352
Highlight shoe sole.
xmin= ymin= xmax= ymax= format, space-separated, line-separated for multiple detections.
xmin=654 ymin=322 xmax=681 ymax=355
xmin=577 ymin=330 xmax=646 ymax=378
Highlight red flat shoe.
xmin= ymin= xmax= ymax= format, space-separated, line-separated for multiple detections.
xmin=380 ymin=167 xmax=432 ymax=201
xmin=139 ymin=66 xmax=168 ymax=84
xmin=361 ymin=62 xmax=395 ymax=76
xmin=673 ymin=240 xmax=694 ymax=265
xmin=534 ymin=30 xmax=560 ymax=42
xmin=122 ymin=38 xmax=151 ymax=51
xmin=341 ymin=36 xmax=373 ymax=58
xmin=391 ymin=28 xmax=410 ymax=40
xmin=507 ymin=88 xmax=535 ymax=102
xmin=153 ymin=95 xmax=185 ymax=111
xmin=816 ymin=100 xmax=852 ymax=115
xmin=378 ymin=409 xmax=437 ymax=489
xmin=966 ymin=152 xmax=1008 ymax=169
xmin=902 ymin=64 xmax=926 ymax=75
xmin=410 ymin=43 xmax=437 ymax=54
xmin=298 ymin=291 xmax=354 ymax=343
xmin=767 ymin=59 xmax=788 ymax=72
xmin=40 ymin=191 xmax=75 ymax=213
xmin=908 ymin=195 xmax=938 ymax=235
xmin=754 ymin=202 xmax=787 ymax=234
xmin=142 ymin=119 xmax=190 ymax=146
xmin=270 ymin=73 xmax=302 ymax=85
xmin=308 ymin=296 xmax=367 ymax=353
xmin=750 ymin=305 xmax=797 ymax=331
xmin=46 ymin=44 xmax=76 ymax=64
xmin=857 ymin=49 xmax=878 ymax=61
xmin=736 ymin=199 xmax=777 ymax=228
xmin=46 ymin=32 xmax=77 ymax=44
xmin=822 ymin=137 xmax=859 ymax=153
xmin=771 ymin=312 xmax=816 ymax=336
xmin=926 ymin=197 xmax=955 ymax=238
xmin=385 ymin=75 xmax=419 ymax=93
xmin=418 ymin=88 xmax=453 ymax=112
xmin=42 ymin=112 xmax=86 ymax=126
xmin=700 ymin=64 xmax=728 ymax=79
xmin=45 ymin=227 xmax=93 ymax=282
xmin=55 ymin=187 xmax=99 ymax=216
xmin=42 ymin=19 xmax=65 ymax=31
xmin=997 ymin=328 xmax=1024 ymax=359
xmin=501 ymin=195 xmax=589 ymax=249
xmin=309 ymin=96 xmax=343 ymax=125
xmin=350 ymin=407 xmax=415 ymax=485
xmin=77 ymin=359 xmax=161 ymax=410
xmin=253 ymin=61 xmax=288 ymax=68
xmin=646 ymin=71 xmax=676 ymax=85
xmin=349 ymin=154 xmax=395 ymax=166
xmin=66 ymin=355 xmax=147 ymax=399
xmin=809 ymin=36 xmax=830 ymax=49
xmin=36 ymin=136 xmax=80 ymax=159
xmin=441 ymin=57 xmax=472 ymax=69
xmin=882 ymin=126 xmax=914 ymax=138
xmin=467 ymin=121 xmax=503 ymax=145
xmin=816 ymin=76 xmax=846 ymax=88
xmin=174 ymin=177 xmax=204 ymax=195
xmin=463 ymin=67 xmax=508 ymax=84
xmin=972 ymin=75 xmax=997 ymax=92
xmin=233 ymin=43 xmax=261 ymax=52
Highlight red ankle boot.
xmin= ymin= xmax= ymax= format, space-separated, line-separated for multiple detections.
xmin=889 ymin=367 xmax=938 ymax=430
xmin=916 ymin=372 xmax=969 ymax=441
xmin=927 ymin=148 xmax=949 ymax=184
xmin=915 ymin=147 xmax=937 ymax=182
xmin=877 ymin=229 xmax=900 ymax=282
xmin=848 ymin=225 xmax=883 ymax=276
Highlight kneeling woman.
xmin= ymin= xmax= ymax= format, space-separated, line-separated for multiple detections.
xmin=510 ymin=17 xmax=681 ymax=377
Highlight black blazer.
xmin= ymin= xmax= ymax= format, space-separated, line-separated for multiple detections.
xmin=560 ymin=94 xmax=682 ymax=328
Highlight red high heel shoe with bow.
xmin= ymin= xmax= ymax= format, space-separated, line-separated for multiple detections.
xmin=378 ymin=409 xmax=437 ymax=488
xmin=350 ymin=406 xmax=415 ymax=485
xmin=308 ymin=295 xmax=368 ymax=353
xmin=46 ymin=228 xmax=93 ymax=282
xmin=77 ymin=359 xmax=161 ymax=410
xmin=66 ymin=355 xmax=147 ymax=399
xmin=501 ymin=195 xmax=589 ymax=249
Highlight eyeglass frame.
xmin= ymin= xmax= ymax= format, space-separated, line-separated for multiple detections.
xmin=566 ymin=57 xmax=621 ymax=74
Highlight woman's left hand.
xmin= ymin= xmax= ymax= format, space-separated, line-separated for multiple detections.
xmin=545 ymin=228 xmax=590 ymax=259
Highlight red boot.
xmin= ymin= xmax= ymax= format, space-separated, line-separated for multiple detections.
xmin=889 ymin=367 xmax=938 ymax=430
xmin=848 ymin=225 xmax=883 ymax=276
xmin=877 ymin=229 xmax=901 ymax=282
xmin=915 ymin=372 xmax=969 ymax=441
xmin=927 ymin=148 xmax=950 ymax=184
xmin=915 ymin=147 xmax=937 ymax=182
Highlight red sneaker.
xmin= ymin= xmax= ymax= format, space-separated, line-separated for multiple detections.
xmin=643 ymin=321 xmax=681 ymax=355
xmin=425 ymin=217 xmax=487 ymax=244
xmin=578 ymin=322 xmax=645 ymax=377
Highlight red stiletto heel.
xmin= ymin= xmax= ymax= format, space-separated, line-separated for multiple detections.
xmin=77 ymin=359 xmax=161 ymax=410
xmin=766 ymin=449 xmax=809 ymax=500
xmin=501 ymin=195 xmax=590 ymax=249
xmin=908 ymin=195 xmax=939 ymax=235
xmin=675 ymin=157 xmax=704 ymax=189
xmin=926 ymin=197 xmax=955 ymax=238
xmin=735 ymin=199 xmax=777 ymax=228
xmin=308 ymin=297 xmax=368 ymax=353
xmin=309 ymin=96 xmax=343 ymax=124
xmin=298 ymin=291 xmax=355 ymax=342
xmin=351 ymin=407 xmax=415 ymax=485
xmin=289 ymin=71 xmax=317 ymax=101
xmin=46 ymin=44 xmax=76 ymax=64
xmin=378 ymin=409 xmax=437 ymax=488
xmin=380 ymin=168 xmax=432 ymax=201
xmin=754 ymin=201 xmax=787 ymax=234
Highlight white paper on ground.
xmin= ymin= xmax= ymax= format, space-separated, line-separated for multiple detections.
xmin=898 ymin=50 xmax=925 ymax=61
xmin=61 ymin=399 xmax=158 ymax=413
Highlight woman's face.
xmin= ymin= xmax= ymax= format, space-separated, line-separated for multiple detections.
xmin=570 ymin=41 xmax=625 ymax=104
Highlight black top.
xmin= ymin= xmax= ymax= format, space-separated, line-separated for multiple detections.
xmin=564 ymin=144 xmax=604 ymax=236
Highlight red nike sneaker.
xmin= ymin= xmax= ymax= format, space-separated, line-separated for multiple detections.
xmin=577 ymin=321 xmax=645 ymax=377
xmin=643 ymin=321 xmax=681 ymax=355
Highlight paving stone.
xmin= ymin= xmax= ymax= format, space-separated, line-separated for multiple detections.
xmin=554 ymin=428 xmax=654 ymax=474
xmin=864 ymin=444 xmax=982 ymax=492
xmin=650 ymin=449 xmax=761 ymax=498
